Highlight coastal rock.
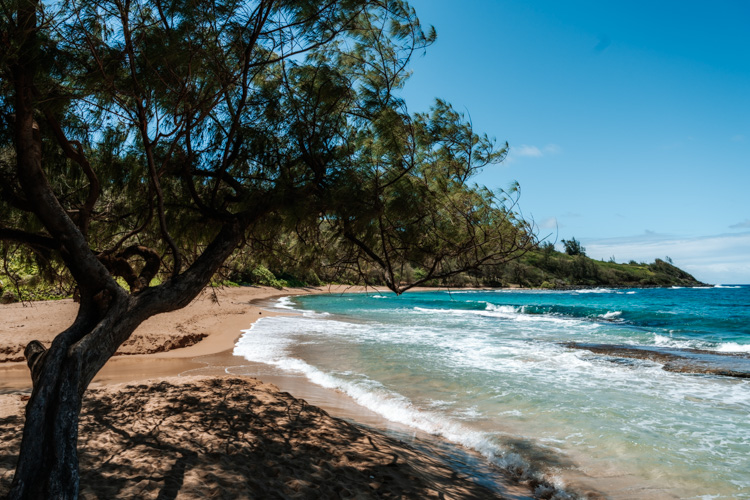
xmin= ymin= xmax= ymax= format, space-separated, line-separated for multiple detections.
xmin=564 ymin=342 xmax=750 ymax=379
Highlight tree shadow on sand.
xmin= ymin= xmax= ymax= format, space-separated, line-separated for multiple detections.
xmin=65 ymin=377 xmax=517 ymax=499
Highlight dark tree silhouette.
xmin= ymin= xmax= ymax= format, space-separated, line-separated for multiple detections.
xmin=562 ymin=237 xmax=586 ymax=256
xmin=0 ymin=0 xmax=532 ymax=497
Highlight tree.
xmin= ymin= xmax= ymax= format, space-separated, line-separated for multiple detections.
xmin=540 ymin=240 xmax=555 ymax=259
xmin=0 ymin=0 xmax=532 ymax=497
xmin=561 ymin=237 xmax=585 ymax=256
xmin=307 ymin=99 xmax=533 ymax=292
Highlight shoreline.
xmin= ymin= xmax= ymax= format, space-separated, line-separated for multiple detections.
xmin=1 ymin=285 xmax=538 ymax=498
xmin=1 ymin=285 xmax=362 ymax=390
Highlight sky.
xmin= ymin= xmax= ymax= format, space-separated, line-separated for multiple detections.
xmin=397 ymin=0 xmax=750 ymax=284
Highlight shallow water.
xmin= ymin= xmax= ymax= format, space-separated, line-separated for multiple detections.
xmin=235 ymin=286 xmax=750 ymax=498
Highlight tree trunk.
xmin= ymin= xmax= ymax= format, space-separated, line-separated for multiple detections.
xmin=9 ymin=351 xmax=85 ymax=499
xmin=8 ymin=294 xmax=137 ymax=500
xmin=7 ymin=227 xmax=243 ymax=498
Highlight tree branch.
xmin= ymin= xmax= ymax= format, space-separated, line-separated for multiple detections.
xmin=0 ymin=227 xmax=60 ymax=250
xmin=9 ymin=0 xmax=115 ymax=295
xmin=43 ymin=110 xmax=100 ymax=237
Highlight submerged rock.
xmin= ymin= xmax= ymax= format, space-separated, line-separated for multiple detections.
xmin=564 ymin=342 xmax=750 ymax=379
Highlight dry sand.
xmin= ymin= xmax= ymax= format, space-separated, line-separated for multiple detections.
xmin=0 ymin=285 xmax=535 ymax=499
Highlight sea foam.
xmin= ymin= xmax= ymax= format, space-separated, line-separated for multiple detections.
xmin=233 ymin=320 xmax=555 ymax=487
xmin=240 ymin=288 xmax=750 ymax=498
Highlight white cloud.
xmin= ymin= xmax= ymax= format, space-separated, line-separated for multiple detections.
xmin=509 ymin=143 xmax=561 ymax=161
xmin=730 ymin=219 xmax=750 ymax=229
xmin=539 ymin=217 xmax=558 ymax=229
xmin=584 ymin=232 xmax=750 ymax=285
xmin=515 ymin=145 xmax=543 ymax=157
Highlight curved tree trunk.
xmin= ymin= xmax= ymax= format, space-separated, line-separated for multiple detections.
xmin=9 ymin=295 xmax=135 ymax=499
xmin=7 ymin=224 xmax=244 ymax=499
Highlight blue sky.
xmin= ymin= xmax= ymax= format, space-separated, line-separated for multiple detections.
xmin=398 ymin=1 xmax=750 ymax=284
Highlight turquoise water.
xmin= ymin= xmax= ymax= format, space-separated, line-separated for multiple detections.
xmin=235 ymin=286 xmax=750 ymax=498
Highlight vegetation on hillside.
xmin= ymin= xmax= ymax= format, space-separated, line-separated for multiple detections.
xmin=213 ymin=235 xmax=706 ymax=290
xmin=1 ymin=240 xmax=706 ymax=304
xmin=473 ymin=247 xmax=706 ymax=288
xmin=219 ymin=246 xmax=706 ymax=290
xmin=216 ymin=233 xmax=705 ymax=289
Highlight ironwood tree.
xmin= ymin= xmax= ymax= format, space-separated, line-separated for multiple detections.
xmin=0 ymin=0 xmax=532 ymax=497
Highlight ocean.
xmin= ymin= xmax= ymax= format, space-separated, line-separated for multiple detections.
xmin=234 ymin=286 xmax=750 ymax=498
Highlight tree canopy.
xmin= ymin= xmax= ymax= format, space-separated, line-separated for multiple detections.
xmin=562 ymin=237 xmax=585 ymax=256
xmin=0 ymin=0 xmax=532 ymax=497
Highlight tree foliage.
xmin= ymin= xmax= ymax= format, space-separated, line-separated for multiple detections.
xmin=561 ymin=237 xmax=585 ymax=256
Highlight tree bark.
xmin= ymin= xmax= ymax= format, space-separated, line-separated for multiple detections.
xmin=10 ymin=352 xmax=86 ymax=499
xmin=8 ymin=296 xmax=129 ymax=499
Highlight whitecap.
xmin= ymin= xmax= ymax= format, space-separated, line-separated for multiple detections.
xmin=653 ymin=334 xmax=703 ymax=350
xmin=234 ymin=318 xmax=294 ymax=362
xmin=275 ymin=296 xmax=297 ymax=310
xmin=651 ymin=334 xmax=750 ymax=354
xmin=599 ymin=311 xmax=623 ymax=320
xmin=274 ymin=296 xmax=331 ymax=317
xmin=715 ymin=342 xmax=750 ymax=353
xmin=485 ymin=303 xmax=521 ymax=315
xmin=302 ymin=310 xmax=331 ymax=318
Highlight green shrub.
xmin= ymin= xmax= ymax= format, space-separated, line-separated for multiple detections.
xmin=304 ymin=271 xmax=323 ymax=287
xmin=250 ymin=266 xmax=286 ymax=289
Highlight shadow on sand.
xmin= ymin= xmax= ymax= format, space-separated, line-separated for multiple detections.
xmin=0 ymin=377 xmax=549 ymax=499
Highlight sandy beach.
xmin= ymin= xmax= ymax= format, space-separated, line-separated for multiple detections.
xmin=0 ymin=285 xmax=536 ymax=499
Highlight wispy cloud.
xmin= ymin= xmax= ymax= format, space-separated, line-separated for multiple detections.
xmin=730 ymin=219 xmax=750 ymax=229
xmin=584 ymin=232 xmax=750 ymax=284
xmin=508 ymin=143 xmax=561 ymax=162
xmin=561 ymin=211 xmax=581 ymax=219
xmin=539 ymin=217 xmax=558 ymax=229
xmin=515 ymin=145 xmax=543 ymax=157
xmin=731 ymin=134 xmax=745 ymax=143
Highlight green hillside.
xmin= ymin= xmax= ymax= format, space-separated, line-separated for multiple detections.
xmin=1 ymin=241 xmax=707 ymax=304
xmin=474 ymin=245 xmax=707 ymax=289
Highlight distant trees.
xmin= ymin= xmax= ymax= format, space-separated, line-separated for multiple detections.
xmin=540 ymin=241 xmax=555 ymax=255
xmin=0 ymin=0 xmax=532 ymax=496
xmin=562 ymin=237 xmax=586 ymax=256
